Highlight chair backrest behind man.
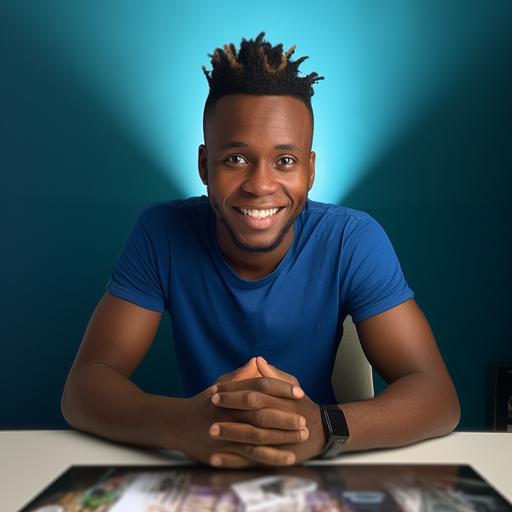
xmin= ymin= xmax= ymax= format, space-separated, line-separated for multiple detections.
xmin=331 ymin=316 xmax=374 ymax=403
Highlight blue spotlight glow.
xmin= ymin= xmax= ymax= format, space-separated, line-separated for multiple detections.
xmin=5 ymin=0 xmax=511 ymax=203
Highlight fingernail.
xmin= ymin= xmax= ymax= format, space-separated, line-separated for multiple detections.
xmin=211 ymin=455 xmax=223 ymax=467
xmin=292 ymin=386 xmax=304 ymax=398
xmin=259 ymin=356 xmax=268 ymax=364
xmin=209 ymin=385 xmax=218 ymax=394
xmin=300 ymin=428 xmax=309 ymax=440
xmin=211 ymin=393 xmax=220 ymax=404
xmin=299 ymin=416 xmax=306 ymax=428
xmin=210 ymin=424 xmax=220 ymax=436
xmin=286 ymin=454 xmax=295 ymax=465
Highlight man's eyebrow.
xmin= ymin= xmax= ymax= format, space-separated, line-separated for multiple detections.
xmin=274 ymin=143 xmax=300 ymax=151
xmin=217 ymin=141 xmax=300 ymax=151
xmin=218 ymin=141 xmax=249 ymax=151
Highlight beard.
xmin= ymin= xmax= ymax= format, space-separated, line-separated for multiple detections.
xmin=212 ymin=197 xmax=307 ymax=253
xmin=220 ymin=213 xmax=295 ymax=253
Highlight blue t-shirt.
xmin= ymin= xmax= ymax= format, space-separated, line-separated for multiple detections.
xmin=106 ymin=196 xmax=413 ymax=402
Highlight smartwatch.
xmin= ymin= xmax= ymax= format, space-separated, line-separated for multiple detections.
xmin=319 ymin=405 xmax=350 ymax=458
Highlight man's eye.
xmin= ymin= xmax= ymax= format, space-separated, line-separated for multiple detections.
xmin=225 ymin=155 xmax=247 ymax=165
xmin=277 ymin=156 xmax=295 ymax=167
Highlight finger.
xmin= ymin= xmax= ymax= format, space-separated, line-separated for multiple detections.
xmin=216 ymin=358 xmax=254 ymax=384
xmin=214 ymin=377 xmax=304 ymax=399
xmin=212 ymin=390 xmax=298 ymax=411
xmin=211 ymin=446 xmax=296 ymax=467
xmin=234 ymin=408 xmax=306 ymax=430
xmin=210 ymin=421 xmax=309 ymax=445
xmin=239 ymin=445 xmax=296 ymax=466
xmin=210 ymin=452 xmax=254 ymax=468
xmin=256 ymin=356 xmax=300 ymax=386
xmin=215 ymin=357 xmax=262 ymax=384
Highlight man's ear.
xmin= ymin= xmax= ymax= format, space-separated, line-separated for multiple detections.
xmin=198 ymin=144 xmax=208 ymax=185
xmin=308 ymin=151 xmax=316 ymax=191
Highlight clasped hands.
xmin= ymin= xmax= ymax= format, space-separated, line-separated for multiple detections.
xmin=178 ymin=356 xmax=325 ymax=468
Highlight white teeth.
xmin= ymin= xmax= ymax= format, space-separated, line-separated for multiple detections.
xmin=239 ymin=207 xmax=279 ymax=219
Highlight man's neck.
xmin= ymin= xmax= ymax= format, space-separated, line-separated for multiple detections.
xmin=216 ymin=223 xmax=294 ymax=281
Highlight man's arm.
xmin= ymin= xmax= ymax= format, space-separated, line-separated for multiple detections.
xmin=61 ymin=293 xmax=306 ymax=465
xmin=61 ymin=292 xmax=181 ymax=449
xmin=209 ymin=299 xmax=460 ymax=463
xmin=341 ymin=298 xmax=460 ymax=451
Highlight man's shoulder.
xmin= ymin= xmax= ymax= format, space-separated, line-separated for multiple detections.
xmin=138 ymin=196 xmax=210 ymax=225
xmin=140 ymin=195 xmax=209 ymax=215
xmin=303 ymin=199 xmax=374 ymax=230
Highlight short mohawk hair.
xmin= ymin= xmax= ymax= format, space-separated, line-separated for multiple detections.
xmin=202 ymin=32 xmax=324 ymax=111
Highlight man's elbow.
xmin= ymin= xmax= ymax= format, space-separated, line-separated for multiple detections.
xmin=442 ymin=405 xmax=460 ymax=437
xmin=449 ymin=393 xmax=461 ymax=432
xmin=61 ymin=376 xmax=82 ymax=429
xmin=60 ymin=382 xmax=73 ymax=426
xmin=439 ymin=385 xmax=461 ymax=436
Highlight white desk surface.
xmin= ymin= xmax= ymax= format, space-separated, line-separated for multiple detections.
xmin=1 ymin=430 xmax=510 ymax=511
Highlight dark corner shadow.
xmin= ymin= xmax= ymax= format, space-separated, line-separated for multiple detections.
xmin=340 ymin=40 xmax=512 ymax=430
xmin=1 ymin=11 xmax=190 ymax=428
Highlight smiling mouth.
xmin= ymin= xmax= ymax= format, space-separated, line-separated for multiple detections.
xmin=235 ymin=207 xmax=283 ymax=219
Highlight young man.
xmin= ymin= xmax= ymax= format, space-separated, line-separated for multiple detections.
xmin=61 ymin=33 xmax=460 ymax=468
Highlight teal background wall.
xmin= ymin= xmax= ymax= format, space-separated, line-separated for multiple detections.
xmin=1 ymin=1 xmax=510 ymax=429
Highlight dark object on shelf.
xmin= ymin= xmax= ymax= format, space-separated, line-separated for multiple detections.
xmin=491 ymin=365 xmax=512 ymax=432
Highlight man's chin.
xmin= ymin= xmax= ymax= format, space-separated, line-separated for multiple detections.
xmin=222 ymin=218 xmax=294 ymax=254
xmin=229 ymin=232 xmax=287 ymax=253
xmin=233 ymin=241 xmax=281 ymax=253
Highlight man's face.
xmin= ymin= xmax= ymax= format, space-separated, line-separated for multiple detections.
xmin=198 ymin=94 xmax=315 ymax=253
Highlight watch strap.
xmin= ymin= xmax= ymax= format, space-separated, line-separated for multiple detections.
xmin=319 ymin=405 xmax=350 ymax=459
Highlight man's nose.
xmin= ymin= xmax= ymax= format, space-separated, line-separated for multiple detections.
xmin=241 ymin=161 xmax=278 ymax=196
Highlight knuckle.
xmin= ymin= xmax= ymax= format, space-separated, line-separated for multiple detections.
xmin=244 ymin=444 xmax=259 ymax=459
xmin=260 ymin=428 xmax=271 ymax=445
xmin=216 ymin=373 xmax=228 ymax=383
xmin=253 ymin=428 xmax=266 ymax=445
xmin=254 ymin=378 xmax=267 ymax=393
xmin=253 ymin=408 xmax=267 ymax=426
xmin=242 ymin=392 xmax=252 ymax=408
xmin=283 ymin=452 xmax=295 ymax=465
xmin=246 ymin=391 xmax=261 ymax=409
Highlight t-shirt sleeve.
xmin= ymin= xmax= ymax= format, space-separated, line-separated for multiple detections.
xmin=105 ymin=209 xmax=167 ymax=313
xmin=342 ymin=214 xmax=414 ymax=323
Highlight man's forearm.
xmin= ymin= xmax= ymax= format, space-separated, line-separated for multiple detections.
xmin=339 ymin=372 xmax=460 ymax=452
xmin=61 ymin=363 xmax=185 ymax=450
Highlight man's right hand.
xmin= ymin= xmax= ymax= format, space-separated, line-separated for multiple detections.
xmin=215 ymin=356 xmax=264 ymax=384
xmin=173 ymin=358 xmax=308 ymax=467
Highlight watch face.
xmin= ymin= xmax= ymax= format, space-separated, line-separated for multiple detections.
xmin=325 ymin=408 xmax=349 ymax=437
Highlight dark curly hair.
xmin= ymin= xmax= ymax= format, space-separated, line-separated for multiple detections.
xmin=202 ymin=32 xmax=324 ymax=135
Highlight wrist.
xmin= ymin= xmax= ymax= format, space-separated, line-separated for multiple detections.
xmin=155 ymin=395 xmax=189 ymax=452
xmin=317 ymin=404 xmax=350 ymax=458
xmin=311 ymin=404 xmax=328 ymax=457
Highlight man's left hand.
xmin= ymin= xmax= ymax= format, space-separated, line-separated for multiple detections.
xmin=209 ymin=357 xmax=326 ymax=467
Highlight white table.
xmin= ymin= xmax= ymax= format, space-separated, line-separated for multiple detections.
xmin=1 ymin=430 xmax=511 ymax=511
